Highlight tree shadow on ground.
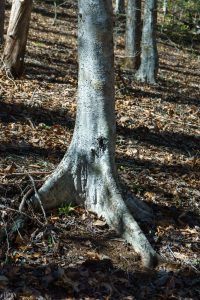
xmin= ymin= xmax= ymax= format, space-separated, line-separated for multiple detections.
xmin=33 ymin=6 xmax=77 ymax=21
xmin=119 ymin=172 xmax=200 ymax=230
xmin=26 ymin=62 xmax=68 ymax=83
xmin=158 ymin=29 xmax=200 ymax=52
xmin=25 ymin=49 xmax=77 ymax=83
xmin=0 ymin=141 xmax=65 ymax=158
xmin=115 ymin=69 xmax=200 ymax=107
xmin=0 ymin=260 xmax=199 ymax=299
xmin=0 ymin=100 xmax=75 ymax=128
xmin=1 ymin=98 xmax=199 ymax=157
xmin=28 ymin=36 xmax=76 ymax=49
xmin=27 ymin=47 xmax=78 ymax=66
xmin=29 ymin=26 xmax=77 ymax=39
xmin=117 ymin=124 xmax=200 ymax=156
xmin=117 ymin=151 xmax=200 ymax=175
xmin=160 ymin=63 xmax=200 ymax=78
xmin=30 ymin=24 xmax=77 ymax=38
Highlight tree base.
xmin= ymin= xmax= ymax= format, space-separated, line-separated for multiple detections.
xmin=135 ymin=69 xmax=156 ymax=84
xmin=31 ymin=149 xmax=159 ymax=269
xmin=123 ymin=56 xmax=140 ymax=71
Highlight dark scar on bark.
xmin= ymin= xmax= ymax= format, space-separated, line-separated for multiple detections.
xmin=97 ymin=136 xmax=107 ymax=152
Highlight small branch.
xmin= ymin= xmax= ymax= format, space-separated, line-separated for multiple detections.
xmin=0 ymin=58 xmax=17 ymax=87
xmin=57 ymin=1 xmax=68 ymax=8
xmin=27 ymin=173 xmax=48 ymax=224
xmin=0 ymin=171 xmax=51 ymax=177
xmin=19 ymin=187 xmax=33 ymax=212
xmin=0 ymin=205 xmax=45 ymax=227
xmin=25 ymin=117 xmax=35 ymax=130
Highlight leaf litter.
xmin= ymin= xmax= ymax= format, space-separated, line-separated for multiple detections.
xmin=0 ymin=1 xmax=200 ymax=299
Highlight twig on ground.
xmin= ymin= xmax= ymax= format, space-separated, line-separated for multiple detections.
xmin=167 ymin=245 xmax=176 ymax=259
xmin=0 ymin=171 xmax=51 ymax=177
xmin=26 ymin=117 xmax=35 ymax=130
xmin=29 ymin=86 xmax=39 ymax=104
xmin=27 ymin=173 xmax=48 ymax=224
xmin=19 ymin=187 xmax=33 ymax=212
xmin=0 ymin=205 xmax=45 ymax=227
xmin=0 ymin=58 xmax=17 ymax=87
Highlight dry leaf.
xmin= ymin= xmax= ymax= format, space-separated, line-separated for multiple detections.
xmin=4 ymin=162 xmax=17 ymax=174
xmin=94 ymin=219 xmax=107 ymax=227
xmin=86 ymin=251 xmax=100 ymax=260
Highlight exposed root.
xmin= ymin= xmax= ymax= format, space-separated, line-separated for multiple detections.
xmin=124 ymin=195 xmax=154 ymax=223
xmin=31 ymin=160 xmax=160 ymax=269
xmin=95 ymin=175 xmax=159 ymax=269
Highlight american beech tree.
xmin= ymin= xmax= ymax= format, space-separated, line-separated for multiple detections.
xmin=3 ymin=0 xmax=32 ymax=77
xmin=125 ymin=0 xmax=142 ymax=70
xmin=32 ymin=0 xmax=159 ymax=268
xmin=0 ymin=0 xmax=5 ymax=44
xmin=115 ymin=0 xmax=125 ymax=14
xmin=136 ymin=0 xmax=158 ymax=83
xmin=163 ymin=0 xmax=168 ymax=18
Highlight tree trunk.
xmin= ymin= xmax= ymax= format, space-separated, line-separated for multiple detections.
xmin=0 ymin=0 xmax=5 ymax=44
xmin=125 ymin=0 xmax=142 ymax=70
xmin=31 ymin=0 xmax=159 ymax=268
xmin=115 ymin=0 xmax=125 ymax=14
xmin=163 ymin=0 xmax=168 ymax=17
xmin=135 ymin=0 xmax=158 ymax=84
xmin=3 ymin=0 xmax=32 ymax=78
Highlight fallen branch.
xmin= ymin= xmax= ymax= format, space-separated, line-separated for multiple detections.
xmin=19 ymin=188 xmax=33 ymax=212
xmin=27 ymin=173 xmax=48 ymax=224
xmin=0 ymin=205 xmax=45 ymax=227
xmin=0 ymin=171 xmax=51 ymax=177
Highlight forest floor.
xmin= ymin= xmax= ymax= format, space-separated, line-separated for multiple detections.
xmin=0 ymin=1 xmax=200 ymax=299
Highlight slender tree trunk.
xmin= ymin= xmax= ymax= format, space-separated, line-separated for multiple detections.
xmin=135 ymin=0 xmax=158 ymax=83
xmin=161 ymin=0 xmax=168 ymax=32
xmin=31 ymin=0 xmax=159 ymax=268
xmin=163 ymin=0 xmax=168 ymax=17
xmin=3 ymin=0 xmax=32 ymax=78
xmin=115 ymin=0 xmax=125 ymax=14
xmin=125 ymin=0 xmax=142 ymax=70
xmin=0 ymin=0 xmax=5 ymax=44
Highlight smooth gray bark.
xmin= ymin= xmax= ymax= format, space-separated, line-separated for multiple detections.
xmin=0 ymin=0 xmax=5 ymax=44
xmin=3 ymin=0 xmax=32 ymax=77
xmin=125 ymin=0 xmax=141 ymax=70
xmin=32 ymin=0 xmax=159 ymax=268
xmin=136 ymin=0 xmax=158 ymax=83
xmin=115 ymin=0 xmax=125 ymax=14
xmin=163 ymin=0 xmax=168 ymax=17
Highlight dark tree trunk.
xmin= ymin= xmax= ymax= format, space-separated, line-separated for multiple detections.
xmin=0 ymin=0 xmax=5 ymax=44
xmin=3 ymin=0 xmax=32 ymax=78
xmin=115 ymin=0 xmax=125 ymax=14
xmin=125 ymin=0 xmax=142 ymax=70
xmin=31 ymin=0 xmax=159 ymax=268
xmin=136 ymin=0 xmax=158 ymax=83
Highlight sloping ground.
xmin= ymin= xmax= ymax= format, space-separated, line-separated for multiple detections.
xmin=0 ymin=1 xmax=200 ymax=299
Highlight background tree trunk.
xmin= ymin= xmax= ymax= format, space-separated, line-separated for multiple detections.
xmin=136 ymin=0 xmax=158 ymax=83
xmin=163 ymin=0 xmax=168 ymax=17
xmin=125 ymin=0 xmax=142 ymax=70
xmin=0 ymin=0 xmax=5 ymax=44
xmin=32 ymin=0 xmax=158 ymax=268
xmin=115 ymin=0 xmax=125 ymax=14
xmin=3 ymin=0 xmax=32 ymax=78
